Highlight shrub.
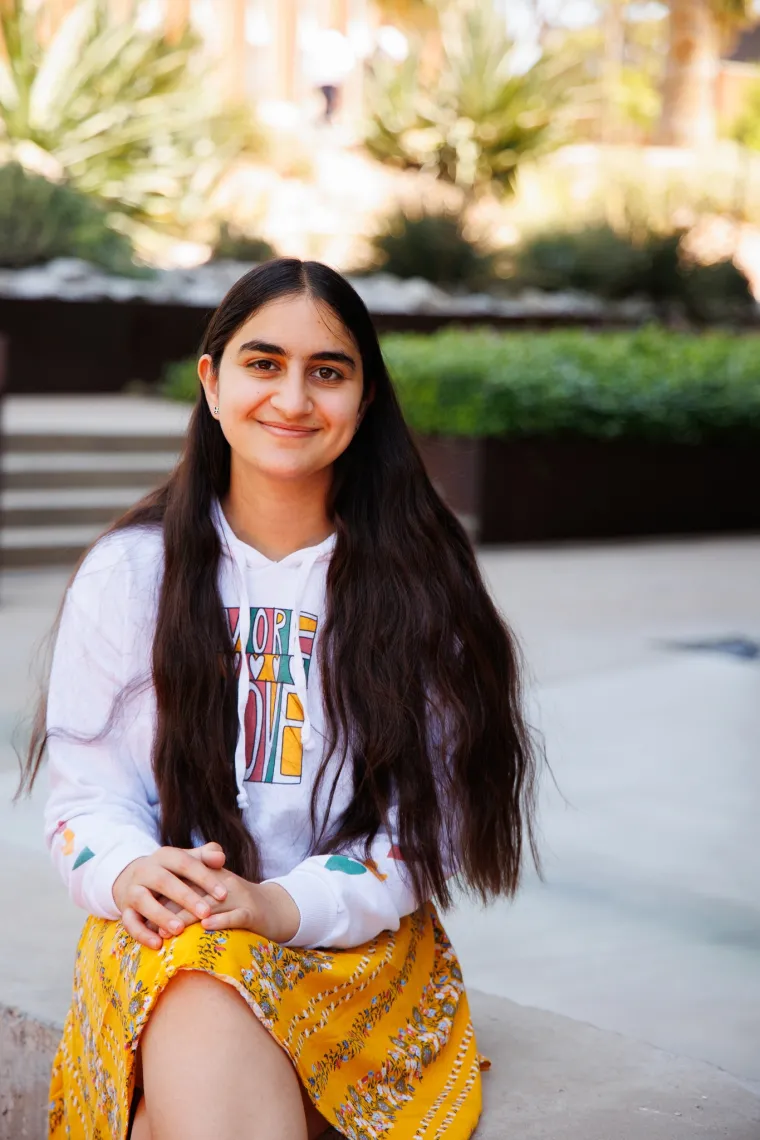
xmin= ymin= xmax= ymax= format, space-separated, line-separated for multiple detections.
xmin=0 ymin=162 xmax=140 ymax=273
xmin=512 ymin=225 xmax=649 ymax=298
xmin=365 ymin=210 xmax=495 ymax=288
xmin=162 ymin=326 xmax=760 ymax=445
xmin=513 ymin=224 xmax=754 ymax=321
xmin=210 ymin=223 xmax=276 ymax=263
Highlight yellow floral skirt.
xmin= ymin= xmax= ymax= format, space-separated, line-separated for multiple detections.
xmin=48 ymin=903 xmax=486 ymax=1139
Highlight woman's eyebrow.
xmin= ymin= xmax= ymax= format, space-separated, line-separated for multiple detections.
xmin=238 ymin=339 xmax=284 ymax=356
xmin=237 ymin=340 xmax=356 ymax=368
xmin=311 ymin=350 xmax=356 ymax=368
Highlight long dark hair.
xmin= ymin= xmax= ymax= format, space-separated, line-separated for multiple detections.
xmin=19 ymin=258 xmax=542 ymax=906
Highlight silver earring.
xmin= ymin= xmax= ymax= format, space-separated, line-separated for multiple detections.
xmin=213 ymin=405 xmax=219 ymax=416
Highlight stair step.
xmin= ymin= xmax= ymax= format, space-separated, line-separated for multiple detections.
xmin=2 ymin=452 xmax=179 ymax=490
xmin=1 ymin=487 xmax=152 ymax=528
xmin=6 ymin=432 xmax=186 ymax=454
xmin=1 ymin=525 xmax=103 ymax=569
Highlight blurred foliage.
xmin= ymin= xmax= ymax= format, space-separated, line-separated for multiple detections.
xmin=0 ymin=0 xmax=258 ymax=236
xmin=0 ymin=161 xmax=142 ymax=273
xmin=363 ymin=209 xmax=495 ymax=287
xmin=163 ymin=326 xmax=760 ymax=445
xmin=710 ymin=0 xmax=755 ymax=31
xmin=364 ymin=3 xmax=579 ymax=200
xmin=730 ymin=80 xmax=760 ymax=151
xmin=163 ymin=357 xmax=201 ymax=402
xmin=210 ymin=223 xmax=276 ymax=264
xmin=512 ymin=223 xmax=753 ymax=322
xmin=541 ymin=11 xmax=664 ymax=143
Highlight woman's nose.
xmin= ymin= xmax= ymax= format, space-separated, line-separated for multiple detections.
xmin=269 ymin=368 xmax=312 ymax=417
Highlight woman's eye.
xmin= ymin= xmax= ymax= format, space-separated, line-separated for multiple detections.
xmin=315 ymin=367 xmax=341 ymax=382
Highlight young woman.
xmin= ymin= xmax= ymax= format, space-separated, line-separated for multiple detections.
xmin=20 ymin=258 xmax=541 ymax=1140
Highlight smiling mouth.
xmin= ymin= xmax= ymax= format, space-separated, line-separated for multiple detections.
xmin=257 ymin=421 xmax=319 ymax=435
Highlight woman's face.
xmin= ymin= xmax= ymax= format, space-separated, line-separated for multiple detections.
xmin=199 ymin=294 xmax=366 ymax=484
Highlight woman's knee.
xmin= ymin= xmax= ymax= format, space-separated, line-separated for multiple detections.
xmin=148 ymin=969 xmax=241 ymax=1020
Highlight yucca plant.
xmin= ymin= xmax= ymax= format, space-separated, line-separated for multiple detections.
xmin=364 ymin=2 xmax=580 ymax=201
xmin=0 ymin=0 xmax=257 ymax=235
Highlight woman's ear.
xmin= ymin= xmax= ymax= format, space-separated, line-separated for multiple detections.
xmin=198 ymin=354 xmax=219 ymax=417
xmin=357 ymin=382 xmax=376 ymax=427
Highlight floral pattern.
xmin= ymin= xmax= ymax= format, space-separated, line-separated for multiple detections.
xmin=48 ymin=903 xmax=484 ymax=1139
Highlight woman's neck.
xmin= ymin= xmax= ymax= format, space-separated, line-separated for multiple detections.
xmin=221 ymin=467 xmax=334 ymax=562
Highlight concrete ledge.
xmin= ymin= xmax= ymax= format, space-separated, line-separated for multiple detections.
xmin=3 ymin=991 xmax=759 ymax=1140
xmin=471 ymin=992 xmax=760 ymax=1139
xmin=0 ymin=1005 xmax=61 ymax=1140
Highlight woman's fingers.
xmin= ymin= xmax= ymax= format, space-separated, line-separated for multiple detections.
xmin=121 ymin=906 xmax=162 ymax=950
xmin=131 ymin=884 xmax=203 ymax=935
xmin=186 ymin=842 xmax=226 ymax=867
xmin=202 ymin=908 xmax=246 ymax=931
xmin=160 ymin=848 xmax=229 ymax=903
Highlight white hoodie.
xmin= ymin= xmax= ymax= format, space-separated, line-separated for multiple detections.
xmin=43 ymin=503 xmax=424 ymax=949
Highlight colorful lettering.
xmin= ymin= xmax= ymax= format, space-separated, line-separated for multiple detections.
xmin=226 ymin=607 xmax=319 ymax=785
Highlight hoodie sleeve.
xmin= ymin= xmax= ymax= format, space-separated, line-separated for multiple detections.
xmin=264 ymin=832 xmax=417 ymax=949
xmin=44 ymin=543 xmax=161 ymax=920
xmin=265 ymin=813 xmax=460 ymax=950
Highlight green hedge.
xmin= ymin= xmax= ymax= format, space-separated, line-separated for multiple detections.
xmin=162 ymin=327 xmax=760 ymax=444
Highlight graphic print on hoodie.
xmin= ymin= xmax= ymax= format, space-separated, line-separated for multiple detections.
xmin=226 ymin=605 xmax=319 ymax=784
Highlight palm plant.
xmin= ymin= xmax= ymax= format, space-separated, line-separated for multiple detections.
xmin=0 ymin=0 xmax=256 ymax=234
xmin=656 ymin=0 xmax=755 ymax=146
xmin=364 ymin=3 xmax=579 ymax=202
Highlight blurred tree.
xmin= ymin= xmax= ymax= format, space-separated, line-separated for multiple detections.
xmin=364 ymin=2 xmax=579 ymax=201
xmin=656 ymin=0 xmax=755 ymax=146
xmin=0 ymin=0 xmax=258 ymax=236
xmin=541 ymin=5 xmax=664 ymax=143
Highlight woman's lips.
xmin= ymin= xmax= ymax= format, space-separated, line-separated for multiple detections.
xmin=257 ymin=421 xmax=319 ymax=438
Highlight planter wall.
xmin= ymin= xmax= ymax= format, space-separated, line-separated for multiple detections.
xmin=0 ymin=295 xmax=640 ymax=395
xmin=416 ymin=435 xmax=760 ymax=544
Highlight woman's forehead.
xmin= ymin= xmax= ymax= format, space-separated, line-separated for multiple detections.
xmin=230 ymin=295 xmax=358 ymax=356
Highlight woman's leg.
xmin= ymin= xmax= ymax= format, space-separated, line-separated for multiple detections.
xmin=137 ymin=970 xmax=325 ymax=1140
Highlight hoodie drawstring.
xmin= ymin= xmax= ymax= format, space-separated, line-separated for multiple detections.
xmin=288 ymin=547 xmax=323 ymax=750
xmin=212 ymin=500 xmax=332 ymax=812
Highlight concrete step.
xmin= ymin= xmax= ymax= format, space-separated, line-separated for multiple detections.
xmin=5 ymin=431 xmax=186 ymax=453
xmin=0 ymin=524 xmax=104 ymax=568
xmin=2 ymin=451 xmax=179 ymax=490
xmin=1 ymin=487 xmax=152 ymax=528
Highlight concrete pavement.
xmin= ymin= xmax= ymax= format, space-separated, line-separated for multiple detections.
xmin=1 ymin=537 xmax=759 ymax=1136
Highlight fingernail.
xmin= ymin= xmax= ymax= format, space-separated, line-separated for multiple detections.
xmin=213 ymin=886 xmax=226 ymax=900
xmin=169 ymin=920 xmax=182 ymax=934
xmin=196 ymin=902 xmax=210 ymax=918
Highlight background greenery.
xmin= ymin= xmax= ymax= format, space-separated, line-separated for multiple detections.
xmin=161 ymin=326 xmax=760 ymax=444
xmin=0 ymin=161 xmax=142 ymax=272
xmin=0 ymin=0 xmax=257 ymax=245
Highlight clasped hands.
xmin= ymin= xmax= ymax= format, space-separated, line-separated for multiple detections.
xmin=112 ymin=842 xmax=300 ymax=951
